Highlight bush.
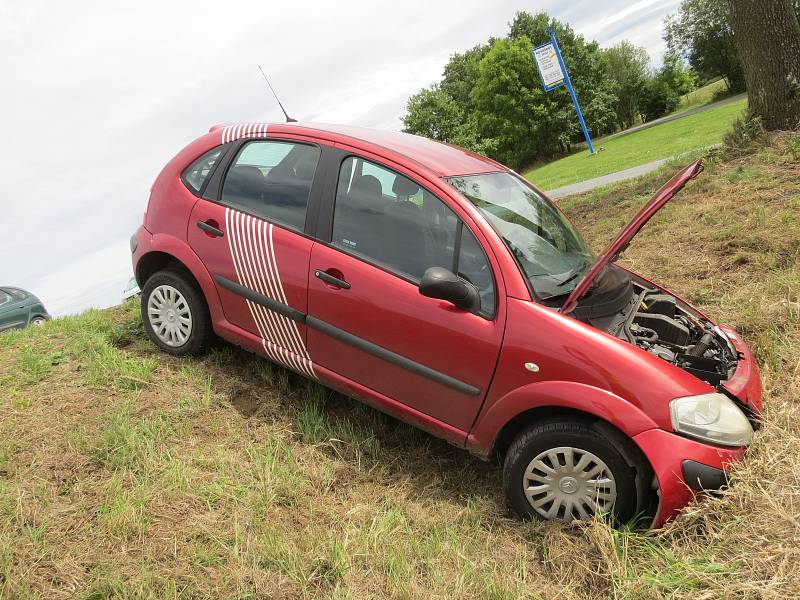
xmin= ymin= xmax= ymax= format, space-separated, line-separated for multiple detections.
xmin=640 ymin=77 xmax=681 ymax=122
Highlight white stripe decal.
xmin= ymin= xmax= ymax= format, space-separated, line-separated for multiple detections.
xmin=225 ymin=207 xmax=316 ymax=378
xmin=219 ymin=123 xmax=270 ymax=145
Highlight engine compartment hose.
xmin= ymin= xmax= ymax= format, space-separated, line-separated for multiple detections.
xmin=688 ymin=332 xmax=715 ymax=357
xmin=633 ymin=326 xmax=658 ymax=343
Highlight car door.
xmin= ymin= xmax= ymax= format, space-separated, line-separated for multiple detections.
xmin=0 ymin=289 xmax=26 ymax=331
xmin=187 ymin=137 xmax=327 ymax=378
xmin=0 ymin=290 xmax=16 ymax=331
xmin=306 ymin=151 xmax=505 ymax=432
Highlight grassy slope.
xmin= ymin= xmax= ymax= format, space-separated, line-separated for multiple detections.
xmin=524 ymin=97 xmax=747 ymax=191
xmin=1 ymin=135 xmax=799 ymax=599
xmin=674 ymin=78 xmax=730 ymax=114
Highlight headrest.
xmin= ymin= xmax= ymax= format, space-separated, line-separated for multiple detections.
xmin=351 ymin=175 xmax=382 ymax=199
xmin=294 ymin=155 xmax=317 ymax=181
xmin=392 ymin=176 xmax=420 ymax=198
xmin=267 ymin=163 xmax=294 ymax=183
xmin=230 ymin=165 xmax=264 ymax=182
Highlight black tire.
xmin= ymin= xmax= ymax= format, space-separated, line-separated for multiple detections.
xmin=503 ymin=420 xmax=639 ymax=524
xmin=141 ymin=269 xmax=212 ymax=356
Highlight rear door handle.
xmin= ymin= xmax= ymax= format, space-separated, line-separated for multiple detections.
xmin=197 ymin=220 xmax=224 ymax=237
xmin=314 ymin=269 xmax=351 ymax=289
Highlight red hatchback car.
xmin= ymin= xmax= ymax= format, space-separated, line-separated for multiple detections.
xmin=131 ymin=122 xmax=762 ymax=527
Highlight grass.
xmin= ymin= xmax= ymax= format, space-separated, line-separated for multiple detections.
xmin=525 ymin=97 xmax=747 ymax=191
xmin=674 ymin=78 xmax=731 ymax=114
xmin=0 ymin=132 xmax=798 ymax=597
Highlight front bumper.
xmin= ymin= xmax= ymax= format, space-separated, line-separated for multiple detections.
xmin=719 ymin=324 xmax=763 ymax=416
xmin=633 ymin=428 xmax=746 ymax=528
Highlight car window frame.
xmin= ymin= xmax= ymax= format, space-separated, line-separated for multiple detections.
xmin=200 ymin=137 xmax=331 ymax=240
xmin=320 ymin=151 xmax=497 ymax=319
xmin=180 ymin=144 xmax=233 ymax=198
xmin=6 ymin=288 xmax=27 ymax=302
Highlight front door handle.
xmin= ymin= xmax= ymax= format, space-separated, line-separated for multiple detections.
xmin=314 ymin=269 xmax=351 ymax=289
xmin=197 ymin=220 xmax=224 ymax=238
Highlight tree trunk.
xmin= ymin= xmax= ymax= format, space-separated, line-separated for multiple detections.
xmin=730 ymin=0 xmax=800 ymax=130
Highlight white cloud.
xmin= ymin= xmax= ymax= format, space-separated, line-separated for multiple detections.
xmin=32 ymin=241 xmax=132 ymax=316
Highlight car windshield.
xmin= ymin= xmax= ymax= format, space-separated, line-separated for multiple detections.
xmin=447 ymin=172 xmax=594 ymax=299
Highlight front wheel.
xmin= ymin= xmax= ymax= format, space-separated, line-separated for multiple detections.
xmin=503 ymin=420 xmax=639 ymax=524
xmin=141 ymin=270 xmax=211 ymax=356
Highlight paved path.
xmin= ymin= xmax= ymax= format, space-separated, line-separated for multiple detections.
xmin=546 ymin=159 xmax=669 ymax=198
xmin=547 ymin=144 xmax=723 ymax=199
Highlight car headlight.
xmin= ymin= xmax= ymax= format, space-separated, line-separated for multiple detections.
xmin=669 ymin=392 xmax=753 ymax=447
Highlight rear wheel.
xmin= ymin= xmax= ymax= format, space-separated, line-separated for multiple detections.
xmin=141 ymin=270 xmax=211 ymax=355
xmin=30 ymin=317 xmax=47 ymax=326
xmin=503 ymin=420 xmax=639 ymax=524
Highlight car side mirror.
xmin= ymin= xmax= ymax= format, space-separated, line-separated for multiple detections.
xmin=419 ymin=267 xmax=481 ymax=312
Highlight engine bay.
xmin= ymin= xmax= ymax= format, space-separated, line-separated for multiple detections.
xmin=592 ymin=285 xmax=739 ymax=386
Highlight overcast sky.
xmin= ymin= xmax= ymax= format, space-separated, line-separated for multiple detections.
xmin=1 ymin=0 xmax=680 ymax=316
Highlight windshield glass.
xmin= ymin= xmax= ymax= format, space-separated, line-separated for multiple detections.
xmin=447 ymin=172 xmax=594 ymax=299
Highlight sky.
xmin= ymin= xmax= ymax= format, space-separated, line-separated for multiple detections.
xmin=0 ymin=0 xmax=681 ymax=316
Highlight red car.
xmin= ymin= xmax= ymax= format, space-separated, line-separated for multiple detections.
xmin=131 ymin=123 xmax=761 ymax=527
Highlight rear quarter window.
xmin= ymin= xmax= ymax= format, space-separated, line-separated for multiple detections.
xmin=181 ymin=146 xmax=224 ymax=195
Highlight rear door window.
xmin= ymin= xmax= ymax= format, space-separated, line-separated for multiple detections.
xmin=220 ymin=140 xmax=320 ymax=232
xmin=0 ymin=291 xmax=11 ymax=307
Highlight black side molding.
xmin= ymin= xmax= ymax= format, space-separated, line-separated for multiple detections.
xmin=214 ymin=275 xmax=480 ymax=397
xmin=305 ymin=316 xmax=481 ymax=396
xmin=214 ymin=275 xmax=306 ymax=323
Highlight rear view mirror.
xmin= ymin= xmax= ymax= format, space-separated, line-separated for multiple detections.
xmin=419 ymin=267 xmax=481 ymax=312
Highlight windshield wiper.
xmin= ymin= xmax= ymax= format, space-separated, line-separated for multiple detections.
xmin=556 ymin=262 xmax=588 ymax=287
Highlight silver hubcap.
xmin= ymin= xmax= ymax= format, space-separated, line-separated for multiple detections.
xmin=523 ymin=446 xmax=616 ymax=521
xmin=148 ymin=285 xmax=192 ymax=347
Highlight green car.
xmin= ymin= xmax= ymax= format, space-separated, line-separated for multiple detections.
xmin=0 ymin=287 xmax=50 ymax=331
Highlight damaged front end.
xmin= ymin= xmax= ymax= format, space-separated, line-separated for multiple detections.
xmin=591 ymin=282 xmax=738 ymax=387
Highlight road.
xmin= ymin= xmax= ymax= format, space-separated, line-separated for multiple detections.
xmin=546 ymin=159 xmax=669 ymax=198
xmin=547 ymin=143 xmax=722 ymax=199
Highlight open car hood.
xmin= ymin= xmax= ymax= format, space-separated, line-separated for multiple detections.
xmin=560 ymin=160 xmax=704 ymax=315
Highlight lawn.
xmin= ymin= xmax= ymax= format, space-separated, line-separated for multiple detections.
xmin=0 ymin=133 xmax=798 ymax=598
xmin=525 ymin=97 xmax=747 ymax=191
xmin=674 ymin=78 xmax=730 ymax=114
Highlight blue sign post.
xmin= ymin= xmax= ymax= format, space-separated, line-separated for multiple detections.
xmin=533 ymin=28 xmax=595 ymax=154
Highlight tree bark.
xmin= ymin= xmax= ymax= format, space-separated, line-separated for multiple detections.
xmin=730 ymin=0 xmax=800 ymax=130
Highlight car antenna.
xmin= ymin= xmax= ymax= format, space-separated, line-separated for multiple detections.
xmin=258 ymin=65 xmax=297 ymax=123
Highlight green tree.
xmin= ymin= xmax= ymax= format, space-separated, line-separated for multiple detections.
xmin=508 ymin=11 xmax=618 ymax=140
xmin=470 ymin=37 xmax=555 ymax=168
xmin=664 ymin=0 xmax=744 ymax=90
xmin=401 ymin=10 xmax=622 ymax=164
xmin=640 ymin=77 xmax=680 ymax=122
xmin=440 ymin=43 xmax=491 ymax=113
xmin=664 ymin=0 xmax=800 ymax=92
xmin=659 ymin=52 xmax=698 ymax=96
xmin=401 ymin=86 xmax=495 ymax=156
xmin=401 ymin=86 xmax=464 ymax=141
xmin=603 ymin=41 xmax=650 ymax=129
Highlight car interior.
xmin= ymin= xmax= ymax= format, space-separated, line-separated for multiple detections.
xmin=221 ymin=143 xmax=320 ymax=231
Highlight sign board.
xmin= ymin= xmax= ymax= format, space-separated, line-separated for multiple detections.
xmin=533 ymin=42 xmax=565 ymax=91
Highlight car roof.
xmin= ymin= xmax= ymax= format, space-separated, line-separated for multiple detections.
xmin=209 ymin=122 xmax=506 ymax=178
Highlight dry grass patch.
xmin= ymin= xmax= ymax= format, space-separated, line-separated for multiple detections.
xmin=0 ymin=133 xmax=798 ymax=598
